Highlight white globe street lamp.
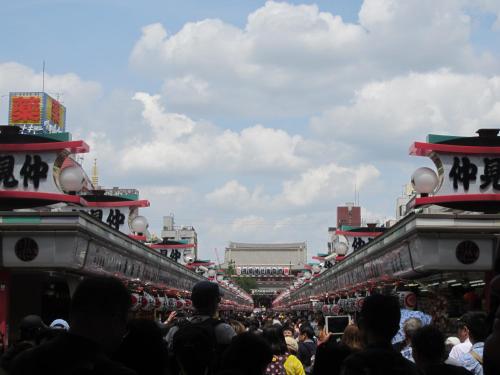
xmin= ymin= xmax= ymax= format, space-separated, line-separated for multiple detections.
xmin=59 ymin=167 xmax=85 ymax=193
xmin=130 ymin=216 xmax=148 ymax=234
xmin=411 ymin=167 xmax=439 ymax=194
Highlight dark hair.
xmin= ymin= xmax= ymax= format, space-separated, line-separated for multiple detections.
xmin=359 ymin=294 xmax=400 ymax=342
xmin=262 ymin=325 xmax=287 ymax=355
xmin=312 ymin=337 xmax=351 ymax=375
xmin=300 ymin=324 xmax=315 ymax=339
xmin=71 ymin=276 xmax=131 ymax=319
xmin=282 ymin=324 xmax=294 ymax=333
xmin=462 ymin=311 xmax=488 ymax=342
xmin=116 ymin=319 xmax=168 ymax=375
xmin=222 ymin=332 xmax=272 ymax=375
xmin=316 ymin=315 xmax=325 ymax=329
xmin=412 ymin=325 xmax=445 ymax=363
xmin=191 ymin=281 xmax=221 ymax=314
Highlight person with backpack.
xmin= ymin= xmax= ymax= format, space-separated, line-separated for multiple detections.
xmin=262 ymin=325 xmax=305 ymax=375
xmin=167 ymin=281 xmax=236 ymax=375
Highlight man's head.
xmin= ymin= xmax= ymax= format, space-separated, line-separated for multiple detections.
xmin=19 ymin=315 xmax=47 ymax=342
xmin=403 ymin=318 xmax=422 ymax=344
xmin=222 ymin=332 xmax=272 ymax=375
xmin=70 ymin=276 xmax=131 ymax=353
xmin=412 ymin=325 xmax=446 ymax=367
xmin=358 ymin=294 xmax=400 ymax=344
xmin=299 ymin=324 xmax=315 ymax=342
xmin=191 ymin=281 xmax=222 ymax=316
xmin=456 ymin=319 xmax=469 ymax=343
xmin=461 ymin=311 xmax=488 ymax=344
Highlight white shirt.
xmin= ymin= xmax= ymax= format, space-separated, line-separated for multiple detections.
xmin=449 ymin=338 xmax=472 ymax=361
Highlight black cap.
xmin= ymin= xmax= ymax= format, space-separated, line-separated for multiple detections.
xmin=191 ymin=281 xmax=222 ymax=310
xmin=19 ymin=315 xmax=47 ymax=331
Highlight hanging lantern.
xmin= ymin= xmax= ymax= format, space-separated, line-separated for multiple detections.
xmin=175 ymin=298 xmax=185 ymax=310
xmin=141 ymin=292 xmax=155 ymax=311
xmin=167 ymin=298 xmax=176 ymax=310
xmin=355 ymin=297 xmax=364 ymax=312
xmin=398 ymin=291 xmax=417 ymax=310
xmin=130 ymin=293 xmax=142 ymax=312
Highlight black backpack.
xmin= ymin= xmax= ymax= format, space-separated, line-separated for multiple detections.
xmin=172 ymin=317 xmax=224 ymax=375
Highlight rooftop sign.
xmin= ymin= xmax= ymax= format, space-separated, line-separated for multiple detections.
xmin=8 ymin=92 xmax=66 ymax=134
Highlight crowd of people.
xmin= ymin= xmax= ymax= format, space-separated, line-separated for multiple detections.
xmin=0 ymin=276 xmax=498 ymax=375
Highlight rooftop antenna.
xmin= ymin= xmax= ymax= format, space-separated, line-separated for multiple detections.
xmin=354 ymin=182 xmax=357 ymax=206
xmin=42 ymin=60 xmax=45 ymax=92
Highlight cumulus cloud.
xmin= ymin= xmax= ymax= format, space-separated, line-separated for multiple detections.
xmin=205 ymin=162 xmax=380 ymax=211
xmin=118 ymin=92 xmax=308 ymax=174
xmin=129 ymin=1 xmax=499 ymax=118
xmin=311 ymin=70 xmax=500 ymax=160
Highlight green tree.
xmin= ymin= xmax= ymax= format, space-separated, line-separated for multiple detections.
xmin=226 ymin=260 xmax=236 ymax=277
xmin=233 ymin=276 xmax=257 ymax=293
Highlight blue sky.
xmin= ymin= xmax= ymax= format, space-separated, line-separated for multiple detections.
xmin=1 ymin=0 xmax=500 ymax=260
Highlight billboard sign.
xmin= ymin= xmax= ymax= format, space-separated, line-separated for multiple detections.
xmin=8 ymin=92 xmax=66 ymax=134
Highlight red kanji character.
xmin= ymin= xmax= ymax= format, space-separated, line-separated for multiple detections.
xmin=10 ymin=96 xmax=41 ymax=124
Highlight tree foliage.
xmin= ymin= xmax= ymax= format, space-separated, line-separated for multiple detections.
xmin=233 ymin=276 xmax=257 ymax=293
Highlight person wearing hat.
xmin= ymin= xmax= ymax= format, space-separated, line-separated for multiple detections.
xmin=166 ymin=281 xmax=236 ymax=374
xmin=166 ymin=281 xmax=236 ymax=348
xmin=50 ymin=319 xmax=70 ymax=331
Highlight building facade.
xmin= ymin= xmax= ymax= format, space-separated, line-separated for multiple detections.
xmin=224 ymin=242 xmax=307 ymax=272
xmin=337 ymin=203 xmax=361 ymax=227
xmin=223 ymin=241 xmax=307 ymax=307
xmin=161 ymin=215 xmax=198 ymax=259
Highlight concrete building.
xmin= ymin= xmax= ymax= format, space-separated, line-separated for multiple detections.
xmin=161 ymin=216 xmax=198 ymax=259
xmin=337 ymin=203 xmax=361 ymax=227
xmin=223 ymin=241 xmax=307 ymax=307
xmin=224 ymin=242 xmax=307 ymax=271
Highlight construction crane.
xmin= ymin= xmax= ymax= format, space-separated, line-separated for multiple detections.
xmin=214 ymin=248 xmax=222 ymax=269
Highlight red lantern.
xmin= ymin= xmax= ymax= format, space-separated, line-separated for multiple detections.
xmin=130 ymin=293 xmax=142 ymax=312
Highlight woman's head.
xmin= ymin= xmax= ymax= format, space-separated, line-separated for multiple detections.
xmin=262 ymin=325 xmax=287 ymax=355
xmin=341 ymin=324 xmax=364 ymax=351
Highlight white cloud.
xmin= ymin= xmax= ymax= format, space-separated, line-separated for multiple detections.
xmin=311 ymin=70 xmax=500 ymax=160
xmin=281 ymin=163 xmax=381 ymax=206
xmin=205 ymin=163 xmax=380 ymax=211
xmin=205 ymin=180 xmax=269 ymax=210
xmin=118 ymin=92 xmax=308 ymax=174
xmin=129 ymin=1 xmax=499 ymax=118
